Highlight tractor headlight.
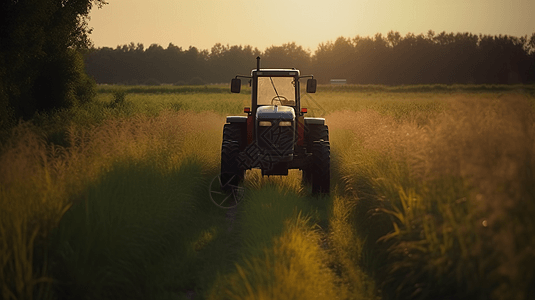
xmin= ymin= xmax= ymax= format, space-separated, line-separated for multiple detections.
xmin=278 ymin=121 xmax=292 ymax=127
xmin=259 ymin=121 xmax=272 ymax=126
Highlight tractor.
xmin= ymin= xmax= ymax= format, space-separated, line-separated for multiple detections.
xmin=221 ymin=57 xmax=330 ymax=194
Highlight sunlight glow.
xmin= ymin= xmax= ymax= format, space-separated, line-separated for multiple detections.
xmin=89 ymin=0 xmax=535 ymax=51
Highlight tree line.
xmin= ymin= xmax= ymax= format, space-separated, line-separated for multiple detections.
xmin=85 ymin=31 xmax=535 ymax=86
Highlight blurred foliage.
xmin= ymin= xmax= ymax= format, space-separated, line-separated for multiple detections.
xmin=0 ymin=0 xmax=105 ymax=124
xmin=189 ymin=76 xmax=206 ymax=86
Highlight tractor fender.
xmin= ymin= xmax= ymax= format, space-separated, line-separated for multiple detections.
xmin=226 ymin=116 xmax=247 ymax=123
xmin=304 ymin=117 xmax=325 ymax=125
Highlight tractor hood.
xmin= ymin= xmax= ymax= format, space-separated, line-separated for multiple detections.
xmin=256 ymin=106 xmax=295 ymax=120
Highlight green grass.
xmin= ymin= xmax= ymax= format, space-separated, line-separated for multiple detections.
xmin=45 ymin=157 xmax=250 ymax=300
xmin=96 ymin=84 xmax=235 ymax=95
xmin=204 ymin=168 xmax=379 ymax=300
xmin=48 ymin=160 xmax=204 ymax=299
xmin=316 ymin=83 xmax=535 ymax=94
xmin=96 ymin=83 xmax=535 ymax=95
xmin=207 ymin=173 xmax=342 ymax=300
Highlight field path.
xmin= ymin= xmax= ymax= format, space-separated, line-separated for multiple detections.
xmin=188 ymin=114 xmax=379 ymax=299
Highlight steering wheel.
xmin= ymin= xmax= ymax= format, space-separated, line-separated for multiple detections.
xmin=271 ymin=95 xmax=288 ymax=105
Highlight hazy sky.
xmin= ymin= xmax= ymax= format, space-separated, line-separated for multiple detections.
xmin=88 ymin=0 xmax=535 ymax=52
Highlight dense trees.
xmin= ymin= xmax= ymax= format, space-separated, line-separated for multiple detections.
xmin=85 ymin=31 xmax=535 ymax=86
xmin=311 ymin=32 xmax=535 ymax=85
xmin=85 ymin=43 xmax=257 ymax=85
xmin=0 ymin=0 xmax=106 ymax=128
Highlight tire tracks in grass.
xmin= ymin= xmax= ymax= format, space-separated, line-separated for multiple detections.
xmin=189 ymin=167 xmax=379 ymax=300
xmin=171 ymin=119 xmax=380 ymax=299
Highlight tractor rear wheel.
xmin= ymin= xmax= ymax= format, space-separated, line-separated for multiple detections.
xmin=223 ymin=123 xmax=246 ymax=150
xmin=220 ymin=141 xmax=244 ymax=190
xmin=306 ymin=125 xmax=329 ymax=153
xmin=301 ymin=168 xmax=313 ymax=185
xmin=311 ymin=140 xmax=330 ymax=194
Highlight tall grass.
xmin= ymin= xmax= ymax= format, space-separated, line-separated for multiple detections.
xmin=48 ymin=160 xmax=204 ymax=299
xmin=334 ymin=95 xmax=535 ymax=299
xmin=207 ymin=172 xmax=344 ymax=300
xmin=206 ymin=167 xmax=379 ymax=299
xmin=328 ymin=127 xmax=380 ymax=299
xmin=0 ymin=109 xmax=223 ymax=299
xmin=318 ymin=84 xmax=535 ymax=94
xmin=328 ymin=195 xmax=380 ymax=300
xmin=4 ymin=85 xmax=534 ymax=299
xmin=209 ymin=213 xmax=342 ymax=300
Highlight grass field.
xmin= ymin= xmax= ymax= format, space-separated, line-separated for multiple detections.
xmin=1 ymin=84 xmax=534 ymax=300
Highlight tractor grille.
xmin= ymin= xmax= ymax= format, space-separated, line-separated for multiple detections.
xmin=257 ymin=121 xmax=294 ymax=157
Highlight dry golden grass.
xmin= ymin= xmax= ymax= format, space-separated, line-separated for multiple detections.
xmin=330 ymin=94 xmax=535 ymax=298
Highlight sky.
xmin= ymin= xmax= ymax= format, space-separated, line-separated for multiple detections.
xmin=88 ymin=0 xmax=535 ymax=53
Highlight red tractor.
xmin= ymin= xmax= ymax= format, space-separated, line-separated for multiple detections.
xmin=221 ymin=57 xmax=330 ymax=194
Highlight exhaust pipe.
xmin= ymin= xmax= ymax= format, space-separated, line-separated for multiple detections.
xmin=256 ymin=56 xmax=260 ymax=71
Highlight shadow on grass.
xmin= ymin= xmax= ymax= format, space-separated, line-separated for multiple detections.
xmin=45 ymin=158 xmax=241 ymax=299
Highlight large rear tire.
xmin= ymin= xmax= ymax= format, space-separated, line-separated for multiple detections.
xmin=220 ymin=141 xmax=244 ymax=190
xmin=223 ymin=123 xmax=246 ymax=150
xmin=306 ymin=124 xmax=329 ymax=153
xmin=301 ymin=168 xmax=313 ymax=185
xmin=311 ymin=140 xmax=330 ymax=194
